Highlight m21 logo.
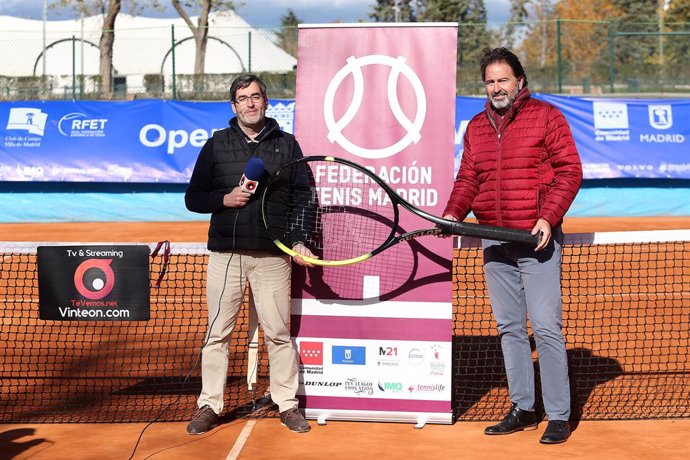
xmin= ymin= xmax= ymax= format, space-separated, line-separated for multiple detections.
xmin=378 ymin=346 xmax=398 ymax=356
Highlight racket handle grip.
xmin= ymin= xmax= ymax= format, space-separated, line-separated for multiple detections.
xmin=444 ymin=221 xmax=540 ymax=246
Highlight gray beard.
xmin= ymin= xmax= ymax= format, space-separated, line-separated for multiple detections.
xmin=490 ymin=87 xmax=519 ymax=111
xmin=490 ymin=97 xmax=512 ymax=110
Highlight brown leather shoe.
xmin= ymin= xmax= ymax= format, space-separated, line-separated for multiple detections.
xmin=186 ymin=405 xmax=219 ymax=435
xmin=279 ymin=407 xmax=311 ymax=433
xmin=484 ymin=403 xmax=538 ymax=435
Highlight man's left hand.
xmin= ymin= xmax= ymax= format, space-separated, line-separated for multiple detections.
xmin=532 ymin=218 xmax=552 ymax=251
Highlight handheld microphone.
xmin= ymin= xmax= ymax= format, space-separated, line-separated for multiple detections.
xmin=239 ymin=157 xmax=265 ymax=194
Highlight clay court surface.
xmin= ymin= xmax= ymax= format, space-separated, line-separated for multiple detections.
xmin=1 ymin=216 xmax=689 ymax=460
xmin=3 ymin=216 xmax=690 ymax=243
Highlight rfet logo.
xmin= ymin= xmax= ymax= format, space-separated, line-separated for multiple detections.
xmin=74 ymin=259 xmax=115 ymax=300
xmin=299 ymin=341 xmax=323 ymax=366
xmin=58 ymin=112 xmax=108 ymax=137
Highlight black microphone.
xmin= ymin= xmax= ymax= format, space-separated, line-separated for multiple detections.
xmin=239 ymin=157 xmax=265 ymax=194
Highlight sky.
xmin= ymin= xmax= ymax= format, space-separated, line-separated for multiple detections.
xmin=0 ymin=0 xmax=512 ymax=27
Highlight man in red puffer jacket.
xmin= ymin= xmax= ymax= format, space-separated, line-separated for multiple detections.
xmin=444 ymin=47 xmax=582 ymax=444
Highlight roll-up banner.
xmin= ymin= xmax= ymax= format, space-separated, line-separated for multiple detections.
xmin=291 ymin=23 xmax=459 ymax=425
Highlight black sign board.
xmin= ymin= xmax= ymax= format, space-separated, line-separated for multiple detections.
xmin=37 ymin=245 xmax=150 ymax=321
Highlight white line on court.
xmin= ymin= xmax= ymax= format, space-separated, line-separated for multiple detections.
xmin=225 ymin=419 xmax=256 ymax=460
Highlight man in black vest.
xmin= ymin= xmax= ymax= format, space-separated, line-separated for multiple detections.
xmin=185 ymin=74 xmax=314 ymax=434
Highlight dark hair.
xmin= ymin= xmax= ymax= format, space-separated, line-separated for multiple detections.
xmin=479 ymin=47 xmax=528 ymax=87
xmin=230 ymin=74 xmax=267 ymax=101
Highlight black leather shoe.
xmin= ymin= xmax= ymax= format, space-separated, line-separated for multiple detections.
xmin=484 ymin=403 xmax=538 ymax=435
xmin=540 ymin=420 xmax=570 ymax=444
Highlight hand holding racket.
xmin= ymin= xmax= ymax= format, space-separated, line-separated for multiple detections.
xmin=261 ymin=156 xmax=539 ymax=267
xmin=291 ymin=242 xmax=318 ymax=268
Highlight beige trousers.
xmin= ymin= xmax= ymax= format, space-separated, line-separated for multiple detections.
xmin=197 ymin=250 xmax=299 ymax=414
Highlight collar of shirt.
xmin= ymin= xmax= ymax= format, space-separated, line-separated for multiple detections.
xmin=486 ymin=87 xmax=531 ymax=134
xmin=244 ymin=126 xmax=265 ymax=143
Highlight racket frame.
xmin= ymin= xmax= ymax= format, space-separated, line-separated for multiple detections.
xmin=262 ymin=155 xmax=539 ymax=266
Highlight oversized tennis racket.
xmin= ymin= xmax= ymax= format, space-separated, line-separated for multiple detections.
xmin=261 ymin=156 xmax=539 ymax=267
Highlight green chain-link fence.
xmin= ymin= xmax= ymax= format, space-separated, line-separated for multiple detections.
xmin=1 ymin=19 xmax=688 ymax=101
xmin=481 ymin=19 xmax=690 ymax=95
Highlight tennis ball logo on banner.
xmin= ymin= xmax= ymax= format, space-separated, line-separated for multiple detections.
xmin=37 ymin=245 xmax=150 ymax=321
xmin=74 ymin=258 xmax=115 ymax=300
xmin=323 ymin=55 xmax=427 ymax=160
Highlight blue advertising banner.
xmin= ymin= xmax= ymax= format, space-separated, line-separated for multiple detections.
xmin=539 ymin=95 xmax=689 ymax=179
xmin=0 ymin=99 xmax=295 ymax=183
xmin=454 ymin=95 xmax=690 ymax=179
xmin=2 ymin=95 xmax=689 ymax=182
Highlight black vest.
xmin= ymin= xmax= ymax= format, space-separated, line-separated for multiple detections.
xmin=207 ymin=117 xmax=299 ymax=252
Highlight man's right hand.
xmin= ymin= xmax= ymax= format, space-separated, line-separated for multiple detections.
xmin=292 ymin=243 xmax=317 ymax=268
xmin=223 ymin=186 xmax=251 ymax=208
xmin=438 ymin=214 xmax=458 ymax=238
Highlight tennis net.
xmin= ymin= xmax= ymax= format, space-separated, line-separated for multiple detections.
xmin=0 ymin=230 xmax=688 ymax=423
xmin=453 ymin=230 xmax=690 ymax=421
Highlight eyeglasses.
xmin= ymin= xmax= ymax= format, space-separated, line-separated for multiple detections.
xmin=234 ymin=93 xmax=264 ymax=105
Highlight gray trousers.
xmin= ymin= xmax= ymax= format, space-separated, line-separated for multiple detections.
xmin=482 ymin=227 xmax=570 ymax=421
xmin=197 ymin=250 xmax=299 ymax=414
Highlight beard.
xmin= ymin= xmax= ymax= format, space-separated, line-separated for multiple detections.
xmin=237 ymin=109 xmax=265 ymax=126
xmin=490 ymin=85 xmax=519 ymax=111
xmin=237 ymin=106 xmax=266 ymax=128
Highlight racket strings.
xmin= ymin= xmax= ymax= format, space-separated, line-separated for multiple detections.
xmin=264 ymin=157 xmax=428 ymax=300
xmin=265 ymin=160 xmax=397 ymax=263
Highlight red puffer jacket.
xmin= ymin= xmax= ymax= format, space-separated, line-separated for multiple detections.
xmin=443 ymin=88 xmax=582 ymax=231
